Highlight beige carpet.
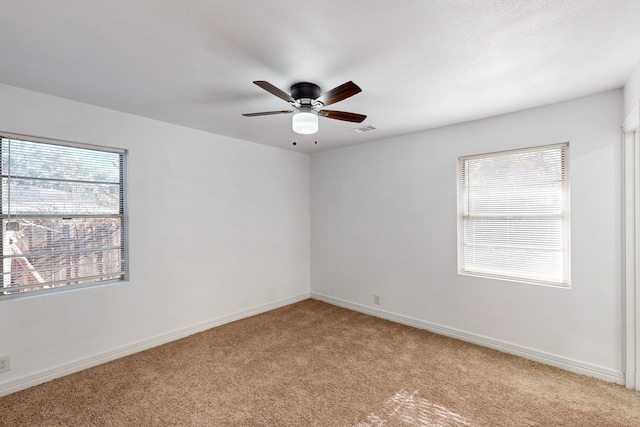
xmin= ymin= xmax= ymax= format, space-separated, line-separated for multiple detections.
xmin=1 ymin=299 xmax=639 ymax=426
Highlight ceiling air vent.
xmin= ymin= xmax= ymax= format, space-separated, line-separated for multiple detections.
xmin=352 ymin=125 xmax=377 ymax=133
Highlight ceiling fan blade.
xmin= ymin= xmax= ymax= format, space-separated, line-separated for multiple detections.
xmin=319 ymin=110 xmax=367 ymax=123
xmin=316 ymin=81 xmax=362 ymax=107
xmin=242 ymin=110 xmax=293 ymax=117
xmin=253 ymin=81 xmax=295 ymax=103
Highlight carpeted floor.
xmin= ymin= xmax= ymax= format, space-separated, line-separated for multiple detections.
xmin=1 ymin=299 xmax=639 ymax=426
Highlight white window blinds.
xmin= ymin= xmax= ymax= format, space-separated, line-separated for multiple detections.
xmin=459 ymin=144 xmax=569 ymax=286
xmin=1 ymin=135 xmax=127 ymax=297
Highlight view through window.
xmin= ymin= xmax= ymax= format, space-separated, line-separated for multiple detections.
xmin=0 ymin=134 xmax=126 ymax=298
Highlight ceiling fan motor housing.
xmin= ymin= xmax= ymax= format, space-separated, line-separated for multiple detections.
xmin=291 ymin=82 xmax=321 ymax=103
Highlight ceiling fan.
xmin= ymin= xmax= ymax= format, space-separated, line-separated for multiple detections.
xmin=243 ymin=81 xmax=366 ymax=135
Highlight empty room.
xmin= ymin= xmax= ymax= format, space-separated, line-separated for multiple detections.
xmin=1 ymin=1 xmax=640 ymax=425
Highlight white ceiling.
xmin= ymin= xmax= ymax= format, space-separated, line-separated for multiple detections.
xmin=0 ymin=1 xmax=639 ymax=153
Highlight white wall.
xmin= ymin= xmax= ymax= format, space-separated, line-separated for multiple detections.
xmin=624 ymin=59 xmax=640 ymax=119
xmin=0 ymin=84 xmax=310 ymax=395
xmin=311 ymin=90 xmax=624 ymax=382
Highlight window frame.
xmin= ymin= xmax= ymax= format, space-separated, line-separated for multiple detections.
xmin=457 ymin=143 xmax=570 ymax=288
xmin=0 ymin=132 xmax=128 ymax=299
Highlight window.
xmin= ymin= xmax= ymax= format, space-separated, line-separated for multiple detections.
xmin=1 ymin=134 xmax=127 ymax=298
xmin=458 ymin=144 xmax=569 ymax=286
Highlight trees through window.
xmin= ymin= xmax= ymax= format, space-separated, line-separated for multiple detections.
xmin=0 ymin=134 xmax=127 ymax=298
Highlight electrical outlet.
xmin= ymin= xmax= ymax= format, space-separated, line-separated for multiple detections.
xmin=0 ymin=356 xmax=9 ymax=373
xmin=374 ymin=294 xmax=381 ymax=305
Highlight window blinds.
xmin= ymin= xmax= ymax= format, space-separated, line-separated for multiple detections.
xmin=1 ymin=135 xmax=126 ymax=297
xmin=459 ymin=144 xmax=569 ymax=286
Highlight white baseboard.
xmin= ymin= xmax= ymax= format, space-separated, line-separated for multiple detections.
xmin=311 ymin=292 xmax=625 ymax=385
xmin=0 ymin=292 xmax=310 ymax=397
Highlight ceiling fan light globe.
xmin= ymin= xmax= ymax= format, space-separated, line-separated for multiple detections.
xmin=292 ymin=111 xmax=318 ymax=134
